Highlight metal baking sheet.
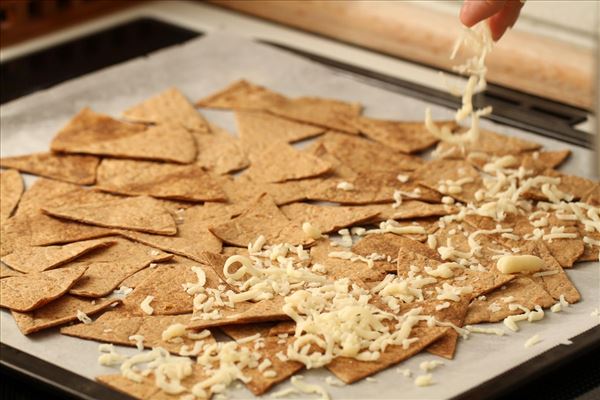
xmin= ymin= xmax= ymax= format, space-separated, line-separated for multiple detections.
xmin=1 ymin=32 xmax=599 ymax=400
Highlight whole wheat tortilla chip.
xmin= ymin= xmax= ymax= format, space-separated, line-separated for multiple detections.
xmin=236 ymin=111 xmax=324 ymax=157
xmin=1 ymin=238 xmax=114 ymax=273
xmin=582 ymin=183 xmax=600 ymax=206
xmin=465 ymin=276 xmax=555 ymax=324
xmin=123 ymin=87 xmax=211 ymax=133
xmin=363 ymin=201 xmax=456 ymax=221
xmin=523 ymin=169 xmax=598 ymax=203
xmin=196 ymin=79 xmax=288 ymax=110
xmin=98 ymin=364 xmax=211 ymax=400
xmin=434 ymin=129 xmax=541 ymax=159
xmin=354 ymin=233 xmax=441 ymax=263
xmin=576 ymin=228 xmax=599 ymax=262
xmin=62 ymin=312 xmax=214 ymax=354
xmin=187 ymin=297 xmax=290 ymax=331
xmin=246 ymin=141 xmax=331 ymax=183
xmin=268 ymin=97 xmax=362 ymax=134
xmin=326 ymin=326 xmax=448 ymax=383
xmin=95 ymin=159 xmax=226 ymax=202
xmin=305 ymin=141 xmax=359 ymax=179
xmin=319 ymin=131 xmax=424 ymax=174
xmin=43 ymin=195 xmax=177 ymax=235
xmin=0 ymin=152 xmax=99 ymax=185
xmin=306 ymin=172 xmax=441 ymax=205
xmin=357 ymin=117 xmax=452 ymax=154
xmin=0 ymin=265 xmax=86 ymax=312
xmin=192 ymin=123 xmax=249 ymax=174
xmin=117 ymin=261 xmax=222 ymax=316
xmin=309 ymin=240 xmax=387 ymax=282
xmin=525 ymin=241 xmax=581 ymax=304
xmin=69 ymin=237 xmax=172 ymax=297
xmin=117 ymin=205 xmax=223 ymax=262
xmin=12 ymin=295 xmax=120 ymax=335
xmin=119 ymin=266 xmax=159 ymax=289
xmin=51 ymin=108 xmax=198 ymax=164
xmin=413 ymin=159 xmax=482 ymax=203
xmin=519 ymin=150 xmax=571 ymax=173
xmin=0 ymin=169 xmax=23 ymax=224
xmin=210 ymin=194 xmax=310 ymax=247
xmin=280 ymin=203 xmax=380 ymax=234
xmin=243 ymin=336 xmax=304 ymax=395
xmin=1 ymin=263 xmax=22 ymax=279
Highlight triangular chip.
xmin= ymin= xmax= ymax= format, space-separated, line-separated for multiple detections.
xmin=246 ymin=141 xmax=331 ymax=183
xmin=95 ymin=159 xmax=226 ymax=202
xmin=268 ymin=97 xmax=362 ymax=134
xmin=0 ymin=169 xmax=23 ymax=224
xmin=50 ymin=108 xmax=197 ymax=164
xmin=68 ymin=237 xmax=173 ymax=297
xmin=357 ymin=117 xmax=451 ymax=154
xmin=43 ymin=195 xmax=177 ymax=235
xmin=354 ymin=233 xmax=441 ymax=262
xmin=434 ymin=128 xmax=541 ymax=159
xmin=196 ymin=79 xmax=287 ymax=110
xmin=193 ymin=123 xmax=249 ymax=174
xmin=326 ymin=326 xmax=448 ymax=383
xmin=12 ymin=295 xmax=120 ymax=335
xmin=280 ymin=203 xmax=380 ymax=234
xmin=118 ymin=205 xmax=223 ymax=262
xmin=319 ymin=131 xmax=424 ymax=173
xmin=236 ymin=111 xmax=324 ymax=157
xmin=523 ymin=169 xmax=598 ymax=203
xmin=413 ymin=159 xmax=482 ymax=203
xmin=123 ymin=87 xmax=211 ymax=133
xmin=1 ymin=238 xmax=114 ymax=273
xmin=0 ymin=265 xmax=86 ymax=312
xmin=209 ymin=194 xmax=310 ymax=247
xmin=0 ymin=152 xmax=99 ymax=185
xmin=61 ymin=313 xmax=214 ymax=354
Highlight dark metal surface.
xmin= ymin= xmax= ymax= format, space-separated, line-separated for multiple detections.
xmin=0 ymin=16 xmax=597 ymax=400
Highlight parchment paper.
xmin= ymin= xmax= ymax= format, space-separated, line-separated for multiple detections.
xmin=1 ymin=33 xmax=598 ymax=400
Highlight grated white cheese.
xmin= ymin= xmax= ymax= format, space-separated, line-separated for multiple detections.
xmin=414 ymin=374 xmax=434 ymax=387
xmin=336 ymin=181 xmax=354 ymax=191
xmin=465 ymin=325 xmax=505 ymax=336
xmin=162 ymin=323 xmax=187 ymax=342
xmin=128 ymin=334 xmax=145 ymax=351
xmin=419 ymin=360 xmax=444 ymax=372
xmin=140 ymin=295 xmax=155 ymax=315
xmin=302 ymin=222 xmax=323 ymax=240
xmin=76 ymin=309 xmax=93 ymax=324
xmin=524 ymin=334 xmax=542 ymax=348
xmin=325 ymin=376 xmax=346 ymax=387
xmin=290 ymin=376 xmax=330 ymax=400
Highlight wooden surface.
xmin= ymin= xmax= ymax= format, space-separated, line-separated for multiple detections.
xmin=211 ymin=0 xmax=594 ymax=111
xmin=0 ymin=0 xmax=139 ymax=48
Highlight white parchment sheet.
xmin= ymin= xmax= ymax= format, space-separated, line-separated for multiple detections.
xmin=1 ymin=33 xmax=599 ymax=400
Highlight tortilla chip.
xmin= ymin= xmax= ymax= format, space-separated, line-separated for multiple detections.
xmin=118 ymin=205 xmax=223 ymax=262
xmin=413 ymin=159 xmax=482 ymax=203
xmin=582 ymin=183 xmax=600 ymax=206
xmin=1 ymin=238 xmax=114 ymax=273
xmin=209 ymin=194 xmax=309 ymax=247
xmin=61 ymin=312 xmax=214 ymax=354
xmin=246 ymin=141 xmax=331 ymax=183
xmin=43 ymin=195 xmax=177 ymax=235
xmin=364 ymin=201 xmax=456 ymax=221
xmin=280 ymin=203 xmax=380 ymax=234
xmin=0 ymin=152 xmax=99 ymax=185
xmin=0 ymin=265 xmax=86 ymax=312
xmin=1 ymin=263 xmax=22 ymax=279
xmin=193 ymin=123 xmax=249 ymax=174
xmin=306 ymin=172 xmax=441 ymax=205
xmin=69 ymin=237 xmax=172 ymax=297
xmin=319 ymin=131 xmax=424 ymax=174
xmin=236 ymin=111 xmax=324 ymax=157
xmin=357 ymin=117 xmax=452 ymax=154
xmin=123 ymin=87 xmax=211 ymax=133
xmin=95 ymin=159 xmax=226 ymax=202
xmin=119 ymin=266 xmax=158 ymax=289
xmin=423 ymin=301 xmax=469 ymax=359
xmin=465 ymin=276 xmax=555 ymax=324
xmin=196 ymin=79 xmax=287 ymax=110
xmin=51 ymin=108 xmax=197 ymax=164
xmin=326 ymin=326 xmax=448 ymax=383
xmin=0 ymin=169 xmax=23 ymax=224
xmin=355 ymin=233 xmax=441 ymax=263
xmin=309 ymin=240 xmax=387 ymax=282
xmin=187 ymin=297 xmax=289 ymax=331
xmin=117 ymin=261 xmax=222 ymax=316
xmin=268 ymin=97 xmax=362 ymax=134
xmin=98 ymin=364 xmax=211 ymax=400
xmin=12 ymin=295 xmax=120 ymax=335
xmin=523 ymin=169 xmax=598 ymax=202
xmin=434 ymin=129 xmax=541 ymax=159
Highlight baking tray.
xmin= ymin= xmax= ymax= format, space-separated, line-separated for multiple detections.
xmin=0 ymin=17 xmax=598 ymax=400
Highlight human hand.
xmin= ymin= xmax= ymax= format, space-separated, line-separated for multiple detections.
xmin=460 ymin=0 xmax=525 ymax=41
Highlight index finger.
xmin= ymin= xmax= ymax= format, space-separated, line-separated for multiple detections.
xmin=460 ymin=0 xmax=507 ymax=27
